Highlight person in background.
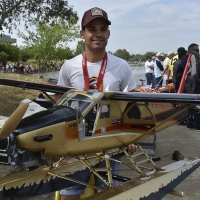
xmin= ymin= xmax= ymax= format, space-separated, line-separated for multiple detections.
xmin=154 ymin=52 xmax=164 ymax=88
xmin=151 ymin=56 xmax=156 ymax=88
xmin=177 ymin=43 xmax=199 ymax=82
xmin=171 ymin=47 xmax=187 ymax=90
xmin=56 ymin=7 xmax=137 ymax=200
xmin=176 ymin=43 xmax=200 ymax=131
xmin=145 ymin=56 xmax=153 ymax=86
xmin=163 ymin=51 xmax=174 ymax=85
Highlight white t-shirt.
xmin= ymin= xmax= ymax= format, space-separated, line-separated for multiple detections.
xmin=145 ymin=61 xmax=153 ymax=73
xmin=163 ymin=57 xmax=170 ymax=68
xmin=57 ymin=53 xmax=137 ymax=92
xmin=150 ymin=61 xmax=155 ymax=75
xmin=163 ymin=57 xmax=172 ymax=80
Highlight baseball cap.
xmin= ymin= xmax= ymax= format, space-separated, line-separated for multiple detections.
xmin=81 ymin=7 xmax=111 ymax=29
xmin=156 ymin=52 xmax=163 ymax=57
xmin=167 ymin=51 xmax=174 ymax=56
xmin=177 ymin=47 xmax=187 ymax=54
xmin=152 ymin=56 xmax=156 ymax=59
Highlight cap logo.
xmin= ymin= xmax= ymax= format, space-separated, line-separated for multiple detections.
xmin=91 ymin=7 xmax=103 ymax=16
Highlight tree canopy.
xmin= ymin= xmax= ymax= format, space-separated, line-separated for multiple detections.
xmin=114 ymin=49 xmax=131 ymax=61
xmin=18 ymin=19 xmax=79 ymax=70
xmin=0 ymin=0 xmax=78 ymax=32
xmin=74 ymin=40 xmax=85 ymax=56
xmin=0 ymin=41 xmax=20 ymax=65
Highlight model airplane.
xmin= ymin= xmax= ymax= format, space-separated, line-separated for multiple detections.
xmin=0 ymin=78 xmax=200 ymax=199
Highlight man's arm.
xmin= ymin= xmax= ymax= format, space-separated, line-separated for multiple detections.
xmin=167 ymin=69 xmax=171 ymax=80
xmin=55 ymin=93 xmax=63 ymax=102
xmin=149 ymin=64 xmax=154 ymax=70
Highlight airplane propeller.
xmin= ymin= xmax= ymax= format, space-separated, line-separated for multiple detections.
xmin=0 ymin=102 xmax=29 ymax=139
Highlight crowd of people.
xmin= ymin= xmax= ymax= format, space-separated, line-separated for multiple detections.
xmin=0 ymin=62 xmax=63 ymax=74
xmin=145 ymin=43 xmax=200 ymax=131
xmin=0 ymin=62 xmax=38 ymax=74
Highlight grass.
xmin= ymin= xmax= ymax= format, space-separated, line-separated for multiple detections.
xmin=0 ymin=73 xmax=48 ymax=116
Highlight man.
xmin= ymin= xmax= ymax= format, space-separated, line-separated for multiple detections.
xmin=177 ymin=43 xmax=199 ymax=93
xmin=154 ymin=52 xmax=164 ymax=88
xmin=163 ymin=51 xmax=174 ymax=85
xmin=145 ymin=56 xmax=153 ymax=85
xmin=172 ymin=47 xmax=187 ymax=90
xmin=176 ymin=43 xmax=200 ymax=131
xmin=56 ymin=7 xmax=137 ymax=200
xmin=167 ymin=53 xmax=179 ymax=88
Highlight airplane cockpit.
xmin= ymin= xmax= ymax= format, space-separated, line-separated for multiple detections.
xmin=57 ymin=90 xmax=110 ymax=139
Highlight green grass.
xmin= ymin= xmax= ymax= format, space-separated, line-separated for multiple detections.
xmin=0 ymin=73 xmax=48 ymax=116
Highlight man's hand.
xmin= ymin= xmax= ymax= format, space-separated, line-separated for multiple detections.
xmin=127 ymin=144 xmax=137 ymax=155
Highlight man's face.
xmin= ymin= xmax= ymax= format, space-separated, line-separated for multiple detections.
xmin=191 ymin=45 xmax=199 ymax=54
xmin=80 ymin=18 xmax=110 ymax=52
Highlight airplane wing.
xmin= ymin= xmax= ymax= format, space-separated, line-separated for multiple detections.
xmin=109 ymin=91 xmax=200 ymax=104
xmin=1 ymin=77 xmax=200 ymax=105
xmin=0 ymin=78 xmax=75 ymax=94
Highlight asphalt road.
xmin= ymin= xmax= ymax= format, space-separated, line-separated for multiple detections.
xmin=1 ymin=124 xmax=200 ymax=200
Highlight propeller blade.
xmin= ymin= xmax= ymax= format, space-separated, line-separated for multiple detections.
xmin=0 ymin=102 xmax=29 ymax=139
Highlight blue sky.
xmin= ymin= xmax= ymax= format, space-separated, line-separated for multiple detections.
xmin=4 ymin=0 xmax=200 ymax=55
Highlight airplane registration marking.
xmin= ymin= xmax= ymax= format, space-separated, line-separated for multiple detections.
xmin=150 ymin=102 xmax=166 ymax=109
xmin=68 ymin=123 xmax=76 ymax=128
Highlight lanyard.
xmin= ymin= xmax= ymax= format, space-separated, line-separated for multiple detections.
xmin=82 ymin=53 xmax=108 ymax=91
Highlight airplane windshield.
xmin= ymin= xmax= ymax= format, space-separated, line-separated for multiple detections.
xmin=58 ymin=91 xmax=102 ymax=113
xmin=68 ymin=94 xmax=93 ymax=113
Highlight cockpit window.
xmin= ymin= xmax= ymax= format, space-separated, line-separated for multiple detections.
xmin=68 ymin=94 xmax=93 ymax=113
xmin=58 ymin=91 xmax=102 ymax=113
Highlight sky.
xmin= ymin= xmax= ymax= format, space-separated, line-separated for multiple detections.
xmin=4 ymin=0 xmax=200 ymax=55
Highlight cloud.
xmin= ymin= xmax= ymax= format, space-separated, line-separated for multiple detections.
xmin=3 ymin=0 xmax=200 ymax=55
xmin=104 ymin=0 xmax=200 ymax=54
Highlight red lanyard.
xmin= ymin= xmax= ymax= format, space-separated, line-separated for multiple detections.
xmin=82 ymin=53 xmax=108 ymax=91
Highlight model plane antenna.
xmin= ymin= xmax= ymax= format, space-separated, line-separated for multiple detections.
xmin=105 ymin=61 xmax=123 ymax=91
xmin=123 ymin=59 xmax=141 ymax=92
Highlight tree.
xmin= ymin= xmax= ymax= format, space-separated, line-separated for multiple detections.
xmin=143 ymin=51 xmax=157 ymax=60
xmin=0 ymin=41 xmax=8 ymax=65
xmin=5 ymin=43 xmax=20 ymax=62
xmin=18 ymin=19 xmax=79 ymax=71
xmin=0 ymin=0 xmax=78 ymax=32
xmin=20 ymin=47 xmax=32 ymax=62
xmin=113 ymin=49 xmax=131 ymax=61
xmin=54 ymin=47 xmax=74 ymax=61
xmin=74 ymin=40 xmax=85 ymax=56
xmin=0 ymin=51 xmax=8 ymax=66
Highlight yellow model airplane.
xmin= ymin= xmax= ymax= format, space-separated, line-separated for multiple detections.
xmin=0 ymin=78 xmax=200 ymax=199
